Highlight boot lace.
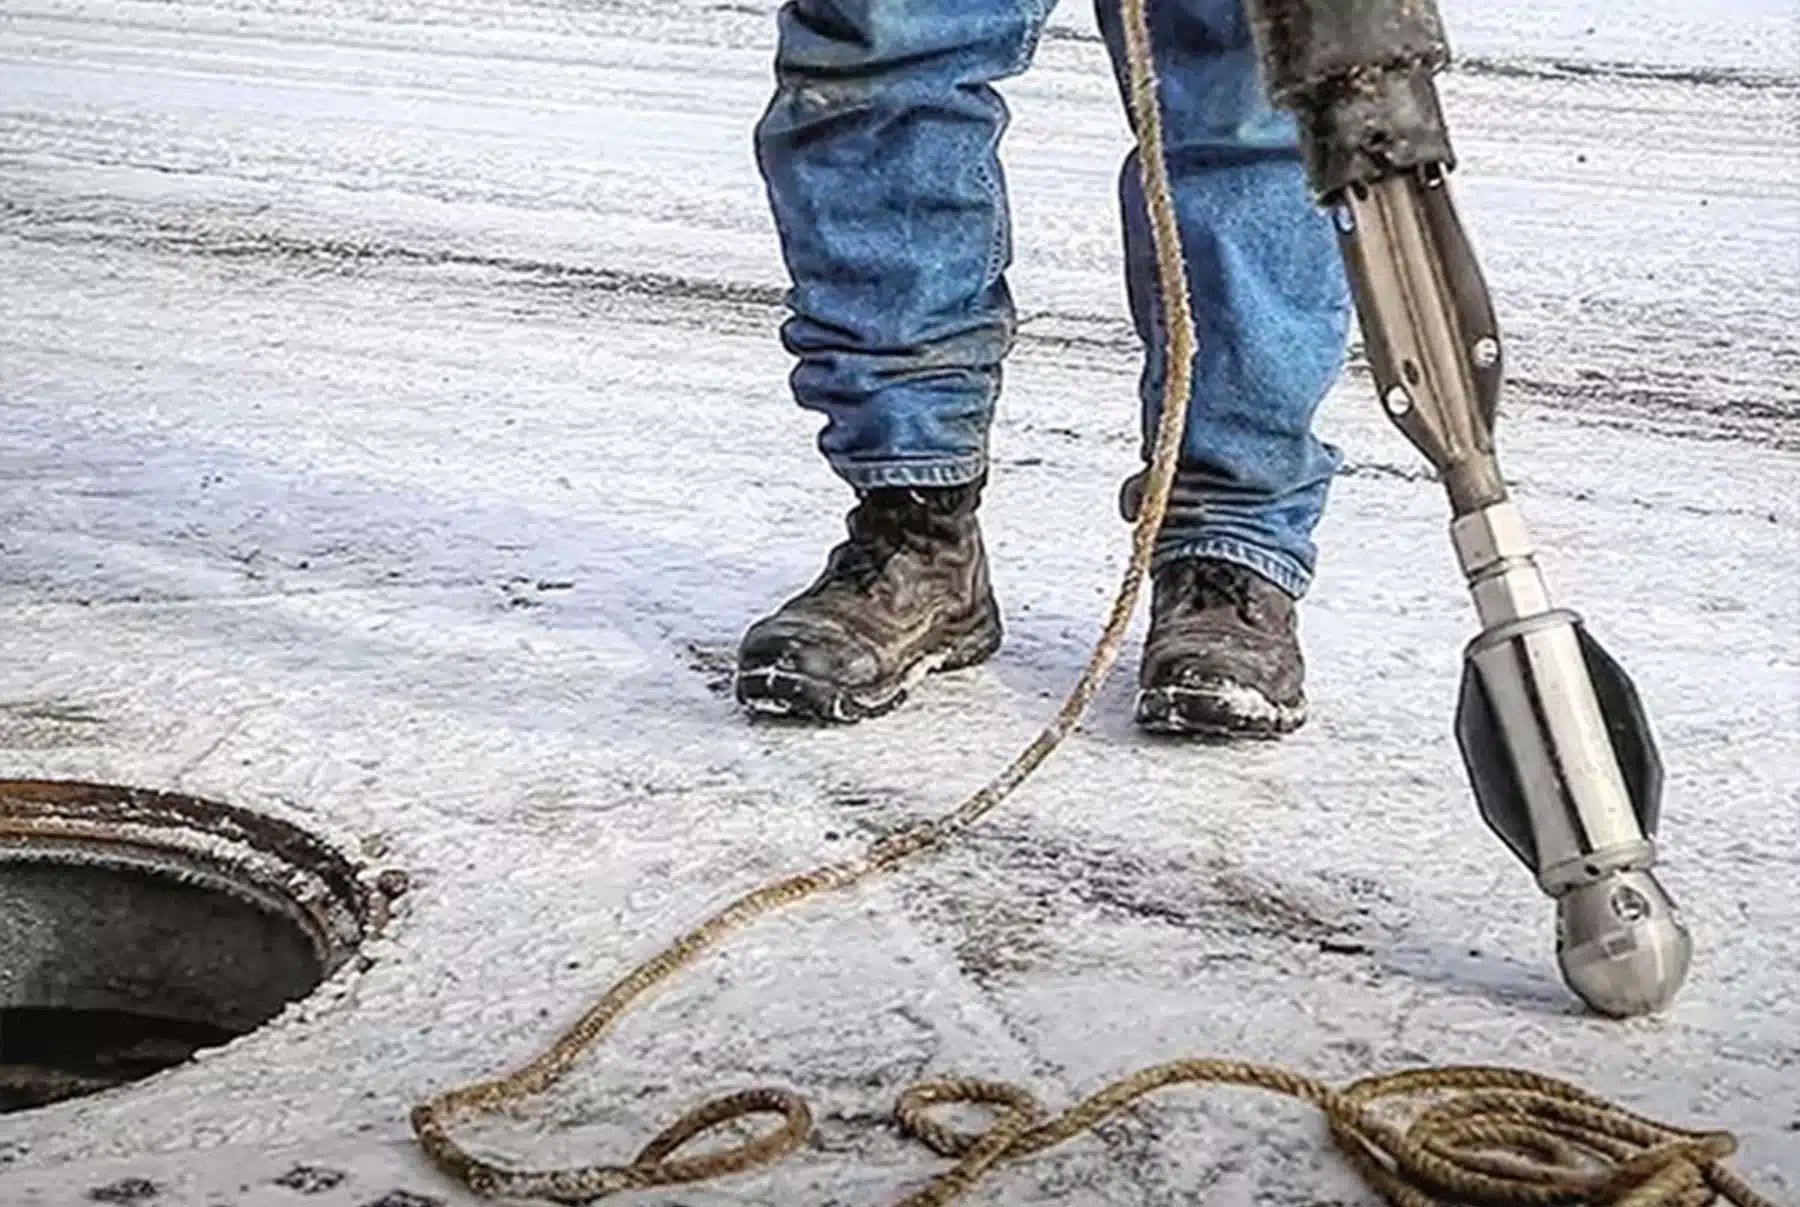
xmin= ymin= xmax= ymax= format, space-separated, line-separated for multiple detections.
xmin=1168 ymin=559 xmax=1264 ymax=624
xmin=828 ymin=491 xmax=942 ymax=593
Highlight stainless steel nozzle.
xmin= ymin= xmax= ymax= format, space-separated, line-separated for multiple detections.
xmin=1452 ymin=502 xmax=1692 ymax=1017
xmin=1556 ymin=870 xmax=1692 ymax=1018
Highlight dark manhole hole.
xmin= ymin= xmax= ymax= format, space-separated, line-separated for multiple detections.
xmin=1 ymin=780 xmax=377 ymax=1113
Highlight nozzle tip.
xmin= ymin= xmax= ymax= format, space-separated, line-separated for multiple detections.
xmin=1555 ymin=871 xmax=1692 ymax=1018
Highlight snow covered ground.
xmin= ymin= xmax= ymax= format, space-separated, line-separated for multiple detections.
xmin=2 ymin=1 xmax=1797 ymax=1203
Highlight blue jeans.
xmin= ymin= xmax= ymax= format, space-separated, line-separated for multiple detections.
xmin=754 ymin=0 xmax=1352 ymax=597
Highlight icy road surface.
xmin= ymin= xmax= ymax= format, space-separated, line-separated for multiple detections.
xmin=2 ymin=0 xmax=1798 ymax=1203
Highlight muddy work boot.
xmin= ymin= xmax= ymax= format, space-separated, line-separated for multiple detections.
xmin=734 ymin=482 xmax=1002 ymax=722
xmin=1135 ymin=558 xmax=1307 ymax=738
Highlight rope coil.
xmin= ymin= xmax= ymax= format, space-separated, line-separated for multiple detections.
xmin=408 ymin=1 xmax=1784 ymax=1203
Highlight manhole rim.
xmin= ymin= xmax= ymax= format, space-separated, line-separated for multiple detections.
xmin=1 ymin=779 xmax=390 ymax=1115
xmin=0 ymin=778 xmax=381 ymax=975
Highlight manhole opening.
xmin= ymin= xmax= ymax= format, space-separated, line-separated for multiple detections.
xmin=1 ymin=780 xmax=377 ymax=1114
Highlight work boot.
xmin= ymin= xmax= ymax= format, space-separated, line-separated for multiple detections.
xmin=734 ymin=480 xmax=1002 ymax=722
xmin=1134 ymin=558 xmax=1307 ymax=738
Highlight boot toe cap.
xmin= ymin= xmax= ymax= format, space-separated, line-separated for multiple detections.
xmin=737 ymin=616 xmax=882 ymax=687
xmin=1141 ymin=631 xmax=1304 ymax=705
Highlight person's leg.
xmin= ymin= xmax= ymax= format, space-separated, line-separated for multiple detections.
xmin=1097 ymin=0 xmax=1350 ymax=590
xmin=737 ymin=0 xmax=1052 ymax=722
xmin=1094 ymin=0 xmax=1352 ymax=735
xmin=754 ymin=0 xmax=1052 ymax=490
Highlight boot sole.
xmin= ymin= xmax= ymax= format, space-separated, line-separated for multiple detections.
xmin=735 ymin=608 xmax=1003 ymax=725
xmin=1134 ymin=679 xmax=1306 ymax=739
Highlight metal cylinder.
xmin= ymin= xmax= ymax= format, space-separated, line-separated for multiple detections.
xmin=1464 ymin=612 xmax=1650 ymax=892
xmin=1455 ymin=613 xmax=1692 ymax=1016
xmin=1451 ymin=502 xmax=1551 ymax=628
xmin=1245 ymin=0 xmax=1456 ymax=197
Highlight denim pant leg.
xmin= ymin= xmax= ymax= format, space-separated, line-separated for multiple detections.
xmin=754 ymin=0 xmax=1049 ymax=491
xmin=1095 ymin=0 xmax=1352 ymax=597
